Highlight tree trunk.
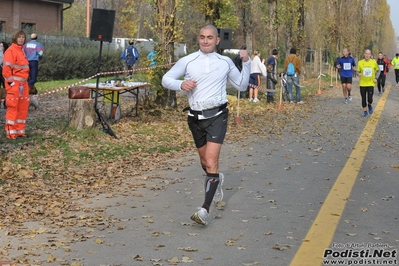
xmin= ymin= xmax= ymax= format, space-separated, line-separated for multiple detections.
xmin=268 ymin=0 xmax=277 ymax=51
xmin=152 ymin=0 xmax=178 ymax=109
xmin=243 ymin=0 xmax=252 ymax=53
xmin=68 ymin=99 xmax=96 ymax=130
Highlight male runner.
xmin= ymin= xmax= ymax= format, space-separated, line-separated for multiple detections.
xmin=336 ymin=48 xmax=356 ymax=104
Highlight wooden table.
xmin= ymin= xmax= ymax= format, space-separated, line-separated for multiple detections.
xmin=85 ymin=82 xmax=150 ymax=121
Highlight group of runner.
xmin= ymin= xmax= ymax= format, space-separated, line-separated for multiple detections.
xmin=335 ymin=48 xmax=399 ymax=117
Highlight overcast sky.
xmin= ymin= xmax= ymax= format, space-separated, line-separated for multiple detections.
xmin=387 ymin=0 xmax=399 ymax=36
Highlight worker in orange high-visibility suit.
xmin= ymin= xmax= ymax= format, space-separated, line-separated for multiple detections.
xmin=2 ymin=30 xmax=30 ymax=139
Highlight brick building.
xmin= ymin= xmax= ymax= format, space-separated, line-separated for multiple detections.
xmin=0 ymin=0 xmax=74 ymax=33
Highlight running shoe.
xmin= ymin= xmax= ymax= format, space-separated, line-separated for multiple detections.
xmin=361 ymin=112 xmax=368 ymax=118
xmin=348 ymin=96 xmax=352 ymax=101
xmin=382 ymin=88 xmax=385 ymax=93
xmin=297 ymin=101 xmax=304 ymax=104
xmin=253 ymin=98 xmax=259 ymax=103
xmin=213 ymin=173 xmax=224 ymax=203
xmin=249 ymin=98 xmax=253 ymax=102
xmin=344 ymin=98 xmax=348 ymax=104
xmin=368 ymin=105 xmax=373 ymax=114
xmin=190 ymin=207 xmax=208 ymax=225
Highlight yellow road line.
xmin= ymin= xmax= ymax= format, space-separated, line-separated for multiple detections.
xmin=289 ymin=84 xmax=391 ymax=266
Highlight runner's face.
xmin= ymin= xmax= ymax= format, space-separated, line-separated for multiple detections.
xmin=378 ymin=53 xmax=383 ymax=59
xmin=198 ymin=28 xmax=220 ymax=54
xmin=342 ymin=49 xmax=349 ymax=57
xmin=364 ymin=50 xmax=371 ymax=60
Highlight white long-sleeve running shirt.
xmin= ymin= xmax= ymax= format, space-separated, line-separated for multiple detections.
xmin=162 ymin=50 xmax=251 ymax=111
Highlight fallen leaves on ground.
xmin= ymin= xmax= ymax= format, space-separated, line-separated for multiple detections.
xmin=0 ymin=80 xmax=343 ymax=264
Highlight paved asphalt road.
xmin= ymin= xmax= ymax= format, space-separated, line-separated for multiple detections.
xmin=1 ymin=73 xmax=398 ymax=266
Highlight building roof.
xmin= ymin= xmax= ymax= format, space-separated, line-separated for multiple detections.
xmin=39 ymin=0 xmax=74 ymax=4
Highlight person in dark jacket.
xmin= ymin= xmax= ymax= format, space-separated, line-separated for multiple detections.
xmin=266 ymin=64 xmax=277 ymax=103
xmin=266 ymin=48 xmax=278 ymax=102
xmin=375 ymin=52 xmax=390 ymax=95
xmin=121 ymin=40 xmax=139 ymax=75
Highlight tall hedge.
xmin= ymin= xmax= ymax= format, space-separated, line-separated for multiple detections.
xmin=38 ymin=45 xmax=126 ymax=81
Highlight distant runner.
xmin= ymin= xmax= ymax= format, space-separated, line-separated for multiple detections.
xmin=375 ymin=52 xmax=390 ymax=95
xmin=391 ymin=53 xmax=399 ymax=87
xmin=336 ymin=48 xmax=356 ymax=104
xmin=357 ymin=49 xmax=380 ymax=118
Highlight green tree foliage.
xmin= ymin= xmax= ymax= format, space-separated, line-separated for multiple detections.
xmin=29 ymin=0 xmax=398 ymax=94
xmin=118 ymin=0 xmax=140 ymax=38
xmin=148 ymin=0 xmax=184 ymax=108
xmin=61 ymin=0 xmax=396 ymax=57
xmin=63 ymin=0 xmax=87 ymax=37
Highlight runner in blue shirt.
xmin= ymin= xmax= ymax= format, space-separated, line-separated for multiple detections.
xmin=336 ymin=48 xmax=356 ymax=104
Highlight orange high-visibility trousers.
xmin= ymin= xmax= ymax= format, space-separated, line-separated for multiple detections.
xmin=5 ymin=81 xmax=29 ymax=139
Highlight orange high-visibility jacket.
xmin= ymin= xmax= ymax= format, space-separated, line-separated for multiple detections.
xmin=2 ymin=43 xmax=29 ymax=84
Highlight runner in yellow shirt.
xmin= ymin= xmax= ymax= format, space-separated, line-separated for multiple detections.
xmin=357 ymin=49 xmax=380 ymax=118
xmin=391 ymin=53 xmax=399 ymax=86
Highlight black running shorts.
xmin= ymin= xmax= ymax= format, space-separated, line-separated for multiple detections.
xmin=188 ymin=108 xmax=229 ymax=148
xmin=341 ymin=77 xmax=353 ymax=84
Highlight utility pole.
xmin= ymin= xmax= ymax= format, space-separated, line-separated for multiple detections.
xmin=86 ymin=0 xmax=91 ymax=38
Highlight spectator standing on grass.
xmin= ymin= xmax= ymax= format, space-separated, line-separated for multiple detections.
xmin=0 ymin=41 xmax=10 ymax=108
xmin=248 ymin=50 xmax=266 ymax=103
xmin=266 ymin=48 xmax=278 ymax=103
xmin=23 ymin=33 xmax=44 ymax=94
xmin=336 ymin=48 xmax=356 ymax=104
xmin=283 ymin=48 xmax=302 ymax=104
xmin=2 ymin=30 xmax=30 ymax=139
xmin=161 ymin=24 xmax=250 ymax=226
xmin=357 ymin=49 xmax=380 ymax=118
xmin=266 ymin=64 xmax=277 ymax=103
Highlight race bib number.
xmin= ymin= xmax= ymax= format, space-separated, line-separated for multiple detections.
xmin=379 ymin=65 xmax=384 ymax=71
xmin=343 ymin=63 xmax=351 ymax=70
xmin=363 ymin=68 xmax=372 ymax=77
xmin=396 ymin=62 xmax=399 ymax=67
